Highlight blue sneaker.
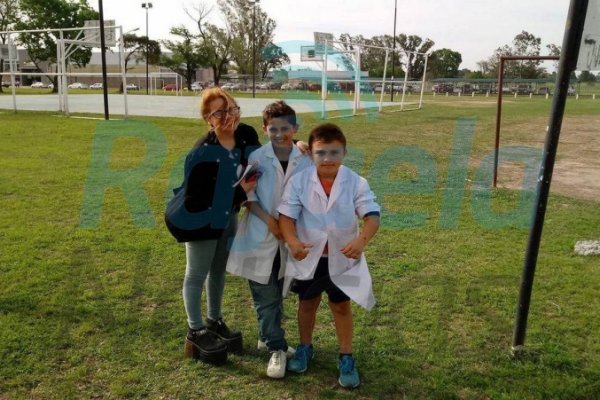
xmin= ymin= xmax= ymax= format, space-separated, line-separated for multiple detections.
xmin=287 ymin=344 xmax=313 ymax=373
xmin=338 ymin=355 xmax=360 ymax=388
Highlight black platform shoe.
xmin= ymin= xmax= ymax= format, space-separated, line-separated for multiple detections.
xmin=206 ymin=318 xmax=243 ymax=354
xmin=184 ymin=328 xmax=227 ymax=365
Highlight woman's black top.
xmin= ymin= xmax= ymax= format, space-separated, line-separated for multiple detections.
xmin=167 ymin=123 xmax=260 ymax=242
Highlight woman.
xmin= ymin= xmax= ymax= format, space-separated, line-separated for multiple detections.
xmin=176 ymin=87 xmax=260 ymax=365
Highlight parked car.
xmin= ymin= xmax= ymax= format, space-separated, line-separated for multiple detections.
xmin=536 ymin=87 xmax=551 ymax=95
xmin=191 ymin=82 xmax=203 ymax=91
xmin=89 ymin=83 xmax=103 ymax=89
xmin=125 ymin=83 xmax=139 ymax=90
xmin=68 ymin=82 xmax=89 ymax=89
xmin=162 ymin=83 xmax=179 ymax=91
xmin=567 ymin=86 xmax=576 ymax=95
xmin=432 ymin=83 xmax=453 ymax=93
xmin=513 ymin=84 xmax=532 ymax=94
xmin=30 ymin=81 xmax=47 ymax=88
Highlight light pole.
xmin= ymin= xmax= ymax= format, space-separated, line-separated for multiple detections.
xmin=141 ymin=2 xmax=152 ymax=95
xmin=250 ymin=0 xmax=260 ymax=98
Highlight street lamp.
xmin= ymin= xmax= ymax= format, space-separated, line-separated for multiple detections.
xmin=250 ymin=0 xmax=260 ymax=98
xmin=141 ymin=2 xmax=153 ymax=95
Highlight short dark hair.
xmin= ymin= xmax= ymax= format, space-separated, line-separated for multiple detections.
xmin=262 ymin=100 xmax=297 ymax=126
xmin=308 ymin=123 xmax=347 ymax=150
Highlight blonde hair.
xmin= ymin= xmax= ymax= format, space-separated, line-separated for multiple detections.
xmin=200 ymin=87 xmax=238 ymax=121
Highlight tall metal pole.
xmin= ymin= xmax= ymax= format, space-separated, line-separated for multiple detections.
xmin=98 ymin=0 xmax=109 ymax=120
xmin=390 ymin=0 xmax=397 ymax=102
xmin=142 ymin=2 xmax=152 ymax=95
xmin=511 ymin=0 xmax=589 ymax=354
xmin=252 ymin=0 xmax=259 ymax=98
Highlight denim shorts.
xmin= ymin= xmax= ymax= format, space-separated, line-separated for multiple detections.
xmin=291 ymin=257 xmax=350 ymax=303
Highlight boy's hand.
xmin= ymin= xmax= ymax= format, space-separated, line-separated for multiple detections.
xmin=340 ymin=236 xmax=367 ymax=260
xmin=289 ymin=241 xmax=313 ymax=261
xmin=267 ymin=216 xmax=283 ymax=240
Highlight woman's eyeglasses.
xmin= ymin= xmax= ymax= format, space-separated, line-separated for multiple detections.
xmin=209 ymin=106 xmax=241 ymax=119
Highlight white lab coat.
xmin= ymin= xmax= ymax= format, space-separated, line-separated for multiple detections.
xmin=226 ymin=143 xmax=313 ymax=284
xmin=277 ymin=165 xmax=380 ymax=310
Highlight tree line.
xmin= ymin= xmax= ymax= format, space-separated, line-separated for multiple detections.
xmin=2 ymin=0 xmax=597 ymax=93
xmin=0 ymin=0 xmax=289 ymax=91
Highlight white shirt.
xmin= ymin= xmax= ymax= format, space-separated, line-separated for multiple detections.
xmin=277 ymin=165 xmax=380 ymax=310
xmin=226 ymin=143 xmax=313 ymax=283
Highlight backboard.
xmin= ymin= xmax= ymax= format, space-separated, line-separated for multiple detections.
xmin=84 ymin=20 xmax=117 ymax=47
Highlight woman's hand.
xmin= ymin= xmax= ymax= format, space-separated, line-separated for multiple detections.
xmin=240 ymin=176 xmax=257 ymax=193
xmin=296 ymin=140 xmax=310 ymax=155
xmin=213 ymin=112 xmax=240 ymax=137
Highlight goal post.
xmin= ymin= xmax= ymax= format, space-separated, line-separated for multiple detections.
xmin=303 ymin=32 xmax=427 ymax=119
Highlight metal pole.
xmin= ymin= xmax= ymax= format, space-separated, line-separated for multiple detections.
xmin=98 ymin=0 xmax=109 ymax=120
xmin=493 ymin=57 xmax=505 ymax=188
xmin=119 ymin=27 xmax=129 ymax=119
xmin=419 ymin=54 xmax=428 ymax=109
xmin=252 ymin=1 xmax=257 ymax=98
xmin=8 ymin=35 xmax=17 ymax=113
xmin=379 ymin=49 xmax=389 ymax=112
xmin=145 ymin=5 xmax=149 ymax=95
xmin=390 ymin=0 xmax=397 ymax=102
xmin=512 ymin=0 xmax=589 ymax=354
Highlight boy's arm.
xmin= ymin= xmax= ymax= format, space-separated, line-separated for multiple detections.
xmin=340 ymin=214 xmax=380 ymax=260
xmin=247 ymin=201 xmax=282 ymax=240
xmin=279 ymin=215 xmax=312 ymax=261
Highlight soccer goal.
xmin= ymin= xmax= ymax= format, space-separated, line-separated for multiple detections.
xmin=302 ymin=32 xmax=428 ymax=119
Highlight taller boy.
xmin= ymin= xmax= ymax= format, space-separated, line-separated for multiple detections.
xmin=227 ymin=101 xmax=312 ymax=378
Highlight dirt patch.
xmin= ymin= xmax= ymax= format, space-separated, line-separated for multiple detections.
xmin=494 ymin=115 xmax=600 ymax=202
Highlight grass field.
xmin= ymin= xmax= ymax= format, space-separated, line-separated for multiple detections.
xmin=1 ymin=96 xmax=599 ymax=399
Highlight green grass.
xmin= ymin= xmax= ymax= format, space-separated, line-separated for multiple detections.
xmin=1 ymin=96 xmax=599 ymax=399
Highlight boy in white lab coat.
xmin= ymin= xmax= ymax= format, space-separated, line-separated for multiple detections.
xmin=278 ymin=123 xmax=380 ymax=389
xmin=226 ymin=101 xmax=312 ymax=379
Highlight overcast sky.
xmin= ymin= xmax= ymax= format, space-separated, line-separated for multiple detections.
xmin=97 ymin=0 xmax=571 ymax=71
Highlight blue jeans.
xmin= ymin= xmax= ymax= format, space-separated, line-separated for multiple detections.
xmin=248 ymin=251 xmax=288 ymax=352
xmin=183 ymin=216 xmax=236 ymax=330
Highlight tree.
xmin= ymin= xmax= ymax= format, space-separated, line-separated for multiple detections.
xmin=161 ymin=26 xmax=205 ymax=90
xmin=218 ymin=0 xmax=287 ymax=77
xmin=121 ymin=33 xmax=160 ymax=92
xmin=546 ymin=43 xmax=561 ymax=73
xmin=396 ymin=34 xmax=434 ymax=79
xmin=123 ymin=33 xmax=161 ymax=72
xmin=578 ymin=70 xmax=596 ymax=82
xmin=16 ymin=0 xmax=98 ymax=92
xmin=337 ymin=34 xmax=402 ymax=78
xmin=427 ymin=48 xmax=462 ymax=78
xmin=0 ymin=0 xmax=20 ymax=92
xmin=185 ymin=2 xmax=233 ymax=86
xmin=259 ymin=43 xmax=289 ymax=79
xmin=477 ymin=31 xmax=547 ymax=79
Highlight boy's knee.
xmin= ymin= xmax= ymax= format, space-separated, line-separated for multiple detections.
xmin=329 ymin=300 xmax=351 ymax=316
xmin=300 ymin=296 xmax=321 ymax=311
